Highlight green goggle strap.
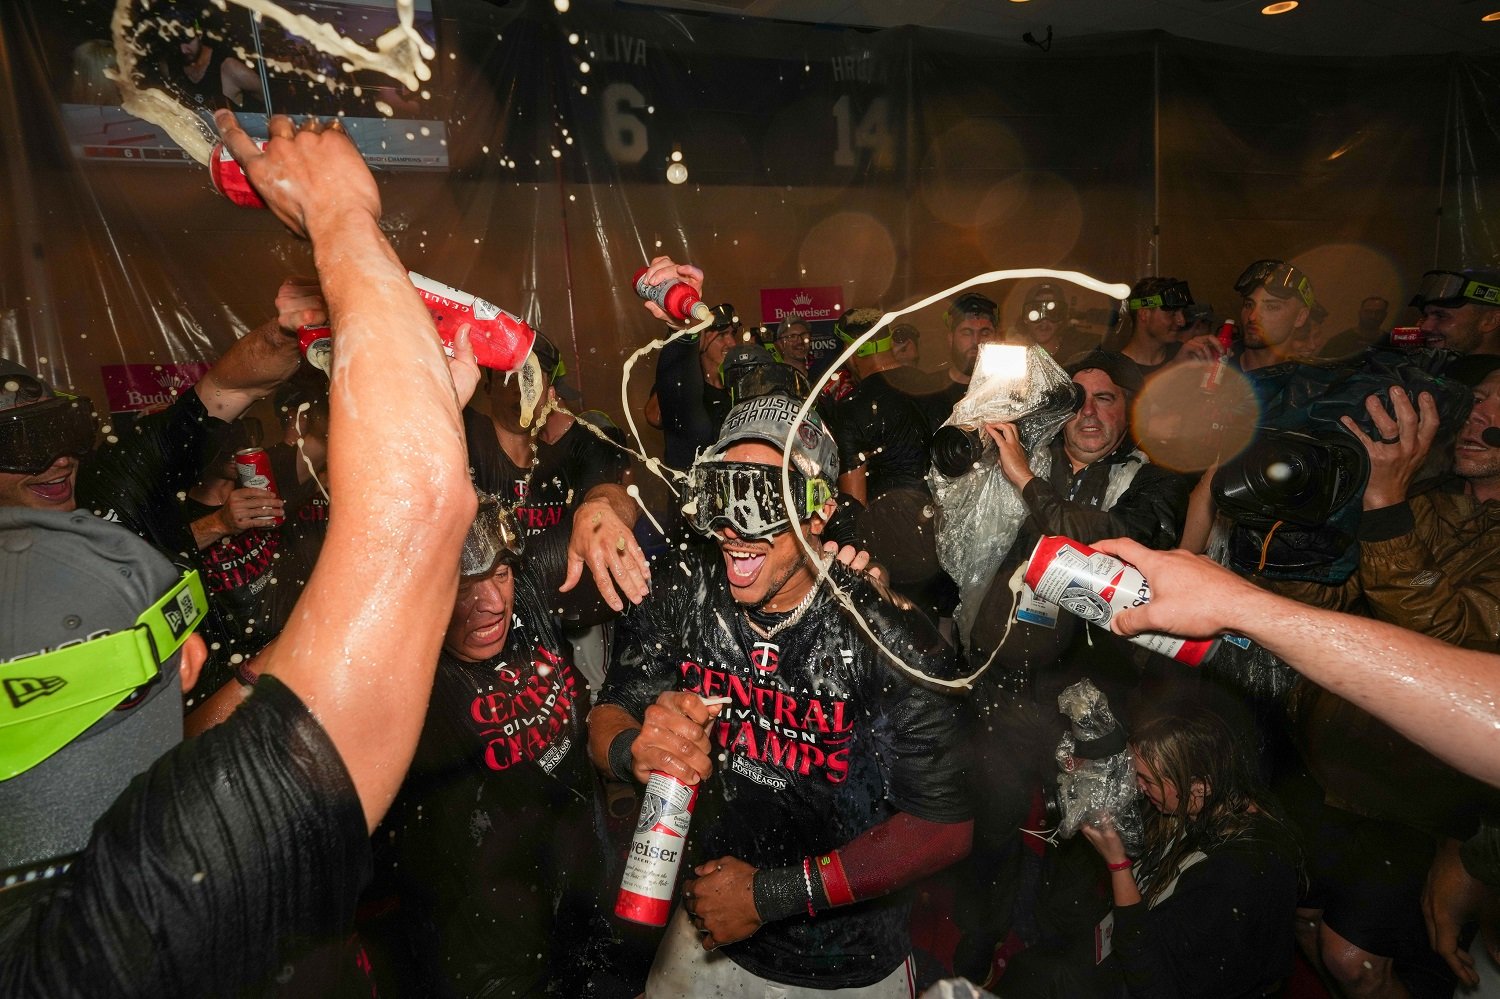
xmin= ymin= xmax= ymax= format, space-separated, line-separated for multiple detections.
xmin=0 ymin=571 xmax=207 ymax=774
xmin=1463 ymin=280 xmax=1500 ymax=307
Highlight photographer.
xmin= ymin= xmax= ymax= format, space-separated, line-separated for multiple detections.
xmin=1001 ymin=710 xmax=1298 ymax=999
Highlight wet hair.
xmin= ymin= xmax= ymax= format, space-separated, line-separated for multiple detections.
xmin=1129 ymin=710 xmax=1281 ymax=905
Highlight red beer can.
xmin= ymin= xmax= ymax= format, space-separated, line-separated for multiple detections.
xmin=615 ymin=771 xmax=698 ymax=926
xmin=299 ymin=324 xmax=332 ymax=373
xmin=1023 ymin=535 xmax=1217 ymax=666
xmin=1389 ymin=326 xmax=1425 ymax=350
xmin=233 ymin=447 xmax=285 ymax=526
xmin=210 ymin=140 xmax=268 ymax=209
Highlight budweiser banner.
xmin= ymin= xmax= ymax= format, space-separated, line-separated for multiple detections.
xmin=100 ymin=362 xmax=212 ymax=414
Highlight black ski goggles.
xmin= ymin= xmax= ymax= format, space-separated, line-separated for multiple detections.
xmin=683 ymin=459 xmax=833 ymax=541
xmin=1127 ymin=281 xmax=1194 ymax=312
xmin=0 ymin=395 xmax=97 ymax=475
xmin=1234 ymin=260 xmax=1316 ymax=309
xmin=1410 ymin=270 xmax=1500 ymax=310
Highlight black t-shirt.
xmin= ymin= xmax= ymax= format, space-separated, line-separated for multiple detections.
xmin=76 ymin=388 xmax=229 ymax=562
xmin=180 ymin=497 xmax=282 ymax=618
xmin=368 ymin=530 xmax=602 ymax=996
xmin=599 ymin=547 xmax=973 ymax=989
xmin=0 ymin=677 xmax=368 ymax=998
xmin=833 ymin=372 xmax=935 ymax=499
xmin=911 ymin=378 xmax=968 ymax=436
xmin=464 ymin=409 xmax=628 ymax=535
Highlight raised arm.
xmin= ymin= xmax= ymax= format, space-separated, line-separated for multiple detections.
xmin=214 ymin=110 xmax=475 ymax=832
xmin=1094 ymin=537 xmax=1500 ymax=789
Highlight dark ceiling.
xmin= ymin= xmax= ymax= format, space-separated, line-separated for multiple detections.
xmin=632 ymin=0 xmax=1500 ymax=56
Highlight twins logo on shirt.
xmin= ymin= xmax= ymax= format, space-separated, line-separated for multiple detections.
xmin=679 ymin=648 xmax=853 ymax=784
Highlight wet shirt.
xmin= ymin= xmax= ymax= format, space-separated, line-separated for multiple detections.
xmin=654 ymin=336 xmax=731 ymax=472
xmin=464 ymin=409 xmax=628 ymax=535
xmin=180 ymin=497 xmax=282 ymax=619
xmin=0 ymin=677 xmax=367 ymax=998
xmin=834 ymin=372 xmax=936 ymax=499
xmin=599 ymin=547 xmax=973 ymax=989
xmin=369 ymin=530 xmax=600 ymax=996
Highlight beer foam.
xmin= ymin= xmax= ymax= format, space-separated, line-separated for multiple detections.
xmin=786 ymin=268 xmax=1132 ymax=691
xmin=109 ymin=0 xmax=435 ymax=166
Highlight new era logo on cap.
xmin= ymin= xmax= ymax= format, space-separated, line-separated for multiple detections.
xmin=164 ymin=587 xmax=204 ymax=641
xmin=5 ymin=676 xmax=67 ymax=710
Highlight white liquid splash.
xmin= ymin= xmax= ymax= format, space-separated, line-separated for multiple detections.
xmin=109 ymin=0 xmax=435 ymax=165
xmin=785 ymin=268 xmax=1132 ymax=691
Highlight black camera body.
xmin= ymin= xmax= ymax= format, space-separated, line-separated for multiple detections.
xmin=930 ymin=381 xmax=1084 ymax=478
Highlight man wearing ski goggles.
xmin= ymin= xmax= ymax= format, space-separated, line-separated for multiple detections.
xmin=682 ymin=392 xmax=839 ymax=606
xmin=1409 ymin=268 xmax=1500 ymax=355
xmin=0 ymin=363 xmax=97 ymax=510
xmin=1234 ymin=258 xmax=1318 ymax=371
xmin=1119 ymin=276 xmax=1195 ymax=371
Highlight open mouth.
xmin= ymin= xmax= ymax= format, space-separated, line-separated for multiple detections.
xmin=722 ymin=545 xmax=768 ymax=588
xmin=26 ymin=471 xmax=73 ymax=504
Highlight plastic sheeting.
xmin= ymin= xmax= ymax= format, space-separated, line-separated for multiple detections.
xmin=3 ymin=0 xmax=1499 ymax=465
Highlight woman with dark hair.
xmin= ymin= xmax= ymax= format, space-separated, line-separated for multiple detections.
xmin=1081 ymin=710 xmax=1300 ymax=998
xmin=1000 ymin=709 xmax=1299 ymax=999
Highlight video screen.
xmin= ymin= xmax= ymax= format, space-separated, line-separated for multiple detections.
xmin=54 ymin=0 xmax=448 ymax=169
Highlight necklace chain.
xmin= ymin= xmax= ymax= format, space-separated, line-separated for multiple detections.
xmin=755 ymin=576 xmax=823 ymax=641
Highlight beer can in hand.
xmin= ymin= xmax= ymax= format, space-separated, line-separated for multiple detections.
xmin=233 ymin=447 xmax=285 ymax=527
xmin=210 ymin=140 xmax=268 ymax=209
xmin=616 ymin=771 xmax=698 ymax=926
xmin=1024 ymin=536 xmax=1217 ymax=666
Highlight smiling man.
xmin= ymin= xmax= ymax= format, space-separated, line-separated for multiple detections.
xmin=364 ymin=492 xmax=634 ymax=998
xmin=1409 ymin=267 xmax=1500 ymax=355
xmin=587 ymin=389 xmax=973 ymax=999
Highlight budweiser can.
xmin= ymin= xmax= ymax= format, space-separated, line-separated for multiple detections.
xmin=407 ymin=271 xmax=537 ymax=373
xmin=633 ymin=267 xmax=708 ymax=324
xmin=1023 ymin=536 xmax=1217 ymax=666
xmin=1389 ymin=326 xmax=1425 ymax=350
xmin=233 ymin=447 xmax=285 ymax=526
xmin=210 ymin=140 xmax=267 ymax=209
xmin=299 ymin=324 xmax=332 ymax=373
xmin=616 ymin=771 xmax=698 ymax=926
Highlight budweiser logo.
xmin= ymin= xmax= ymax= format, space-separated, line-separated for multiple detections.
xmin=792 ymin=292 xmax=813 ymax=306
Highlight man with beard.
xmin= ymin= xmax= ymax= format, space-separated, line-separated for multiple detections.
xmin=1230 ymin=258 xmax=1318 ymax=371
xmin=1409 ymin=268 xmax=1500 ymax=356
xmin=914 ymin=292 xmax=999 ymax=431
xmin=587 ymin=389 xmax=974 ymax=998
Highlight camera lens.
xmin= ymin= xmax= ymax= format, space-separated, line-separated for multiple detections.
xmin=931 ymin=425 xmax=985 ymax=477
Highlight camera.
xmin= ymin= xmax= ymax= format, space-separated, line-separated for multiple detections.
xmin=930 ymin=381 xmax=1084 ymax=478
xmin=1212 ymin=429 xmax=1369 ymax=530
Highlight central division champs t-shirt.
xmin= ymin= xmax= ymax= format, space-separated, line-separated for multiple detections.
xmin=599 ymin=547 xmax=973 ymax=989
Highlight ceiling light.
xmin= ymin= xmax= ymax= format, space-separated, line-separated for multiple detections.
xmin=1262 ymin=1 xmax=1298 ymax=13
xmin=1484 ymin=11 xmax=1500 ymax=21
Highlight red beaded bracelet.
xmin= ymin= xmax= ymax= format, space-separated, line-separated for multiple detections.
xmin=1107 ymin=859 xmax=1133 ymax=872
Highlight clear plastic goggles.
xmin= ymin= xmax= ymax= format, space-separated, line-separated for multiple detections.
xmin=1411 ymin=270 xmax=1500 ymax=309
xmin=1234 ymin=260 xmax=1316 ymax=309
xmin=0 ymin=395 xmax=97 ymax=475
xmin=683 ymin=459 xmax=832 ymax=541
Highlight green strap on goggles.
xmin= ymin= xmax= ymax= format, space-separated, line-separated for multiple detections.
xmin=835 ymin=321 xmax=893 ymax=358
xmin=0 ymin=571 xmax=207 ymax=780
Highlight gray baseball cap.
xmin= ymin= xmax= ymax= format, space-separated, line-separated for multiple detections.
xmin=0 ymin=508 xmax=189 ymax=872
xmin=710 ymin=391 xmax=839 ymax=483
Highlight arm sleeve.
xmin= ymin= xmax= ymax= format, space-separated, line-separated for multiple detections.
xmin=0 ymin=677 xmax=368 ymax=999
xmin=654 ymin=337 xmax=705 ymax=436
xmin=595 ymin=566 xmax=680 ymax=719
xmin=831 ymin=812 xmax=973 ymax=899
xmin=521 ymin=522 xmax=615 ymax=627
xmin=76 ymin=390 xmax=230 ymax=545
xmin=1019 ymin=462 xmax=1189 ymax=550
xmin=1355 ymin=496 xmax=1500 ymax=650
